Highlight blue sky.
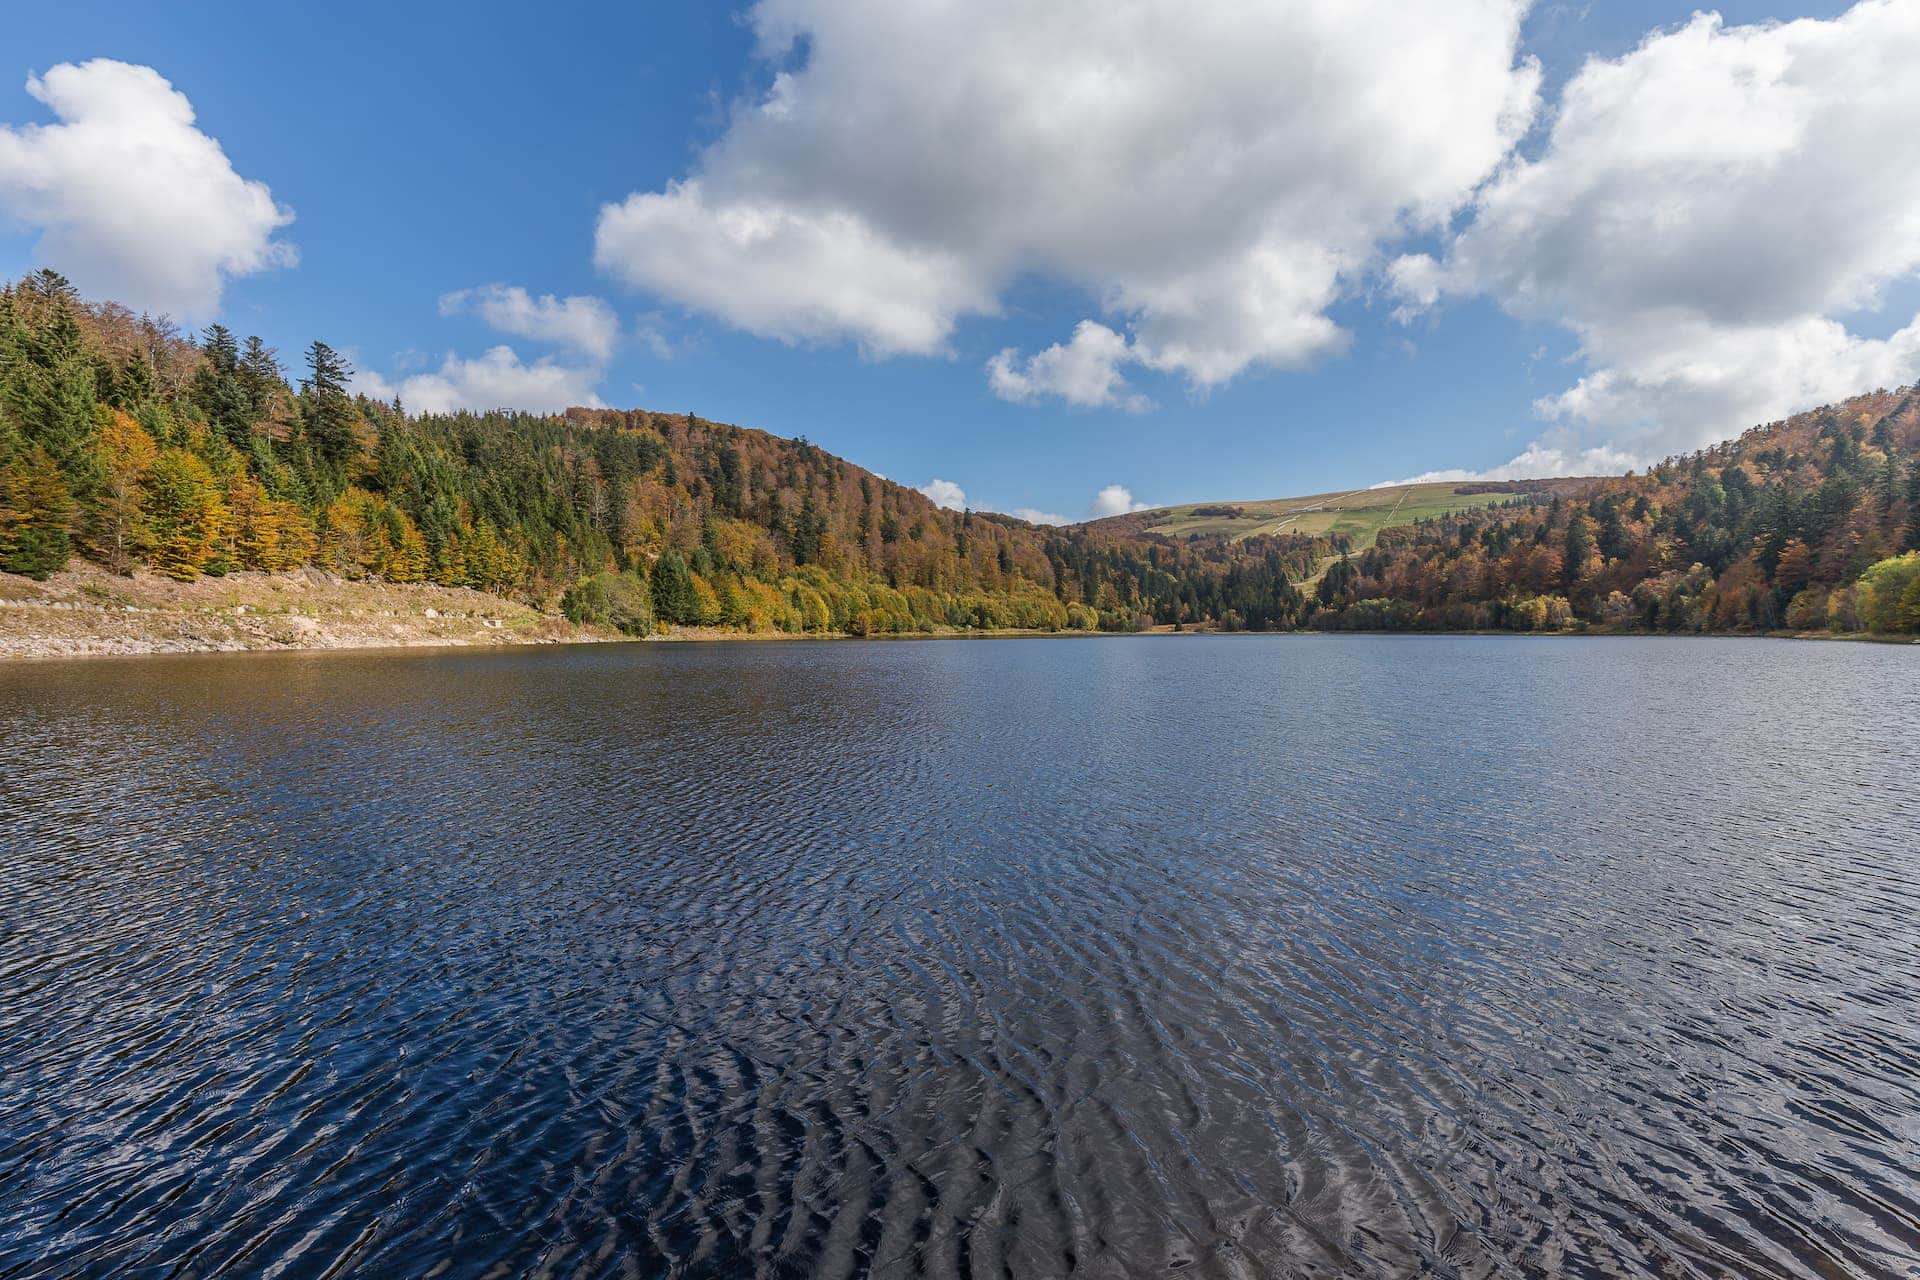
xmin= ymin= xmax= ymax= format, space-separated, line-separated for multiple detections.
xmin=7 ymin=0 xmax=1911 ymax=523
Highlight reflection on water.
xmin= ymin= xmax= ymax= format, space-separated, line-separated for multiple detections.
xmin=2 ymin=636 xmax=1917 ymax=1278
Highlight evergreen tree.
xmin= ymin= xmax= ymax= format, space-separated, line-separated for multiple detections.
xmin=1 ymin=272 xmax=98 ymax=483
xmin=116 ymin=350 xmax=154 ymax=408
xmin=651 ymin=549 xmax=700 ymax=624
xmin=301 ymin=341 xmax=357 ymax=465
xmin=1907 ymin=461 xmax=1920 ymax=552
xmin=240 ymin=336 xmax=282 ymax=407
xmin=194 ymin=324 xmax=255 ymax=451
xmin=1563 ymin=513 xmax=1595 ymax=586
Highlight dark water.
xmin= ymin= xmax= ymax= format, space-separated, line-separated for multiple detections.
xmin=3 ymin=637 xmax=1918 ymax=1279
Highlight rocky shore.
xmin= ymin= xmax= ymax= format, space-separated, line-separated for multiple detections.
xmin=0 ymin=564 xmax=615 ymax=659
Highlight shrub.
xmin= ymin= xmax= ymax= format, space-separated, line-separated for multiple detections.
xmin=563 ymin=570 xmax=654 ymax=634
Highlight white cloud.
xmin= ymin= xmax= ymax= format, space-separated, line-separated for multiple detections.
xmin=1426 ymin=2 xmax=1920 ymax=468
xmin=631 ymin=310 xmax=678 ymax=359
xmin=916 ymin=478 xmax=967 ymax=510
xmin=597 ymin=179 xmax=994 ymax=357
xmin=0 ymin=60 xmax=293 ymax=320
xmin=439 ymin=284 xmax=619 ymax=360
xmin=1386 ymin=253 xmax=1443 ymax=324
xmin=1009 ymin=507 xmax=1072 ymax=526
xmin=1090 ymin=484 xmax=1151 ymax=518
xmin=354 ymin=345 xmax=605 ymax=414
xmin=987 ymin=320 xmax=1150 ymax=411
xmin=1386 ymin=436 xmax=1644 ymax=484
xmin=915 ymin=482 xmax=1144 ymax=523
xmin=594 ymin=1 xmax=1539 ymax=391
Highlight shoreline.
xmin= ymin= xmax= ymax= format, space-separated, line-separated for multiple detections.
xmin=0 ymin=563 xmax=618 ymax=660
xmin=3 ymin=566 xmax=1911 ymax=661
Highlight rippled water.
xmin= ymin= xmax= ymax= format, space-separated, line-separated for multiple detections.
xmin=3 ymin=636 xmax=1918 ymax=1278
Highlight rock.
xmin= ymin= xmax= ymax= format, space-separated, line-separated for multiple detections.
xmin=423 ymin=607 xmax=439 ymax=618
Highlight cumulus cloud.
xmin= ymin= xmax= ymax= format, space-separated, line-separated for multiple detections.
xmin=1090 ymin=484 xmax=1151 ymax=518
xmin=1419 ymin=1 xmax=1920 ymax=469
xmin=0 ymin=60 xmax=294 ymax=320
xmin=594 ymin=0 xmax=1538 ymax=391
xmin=354 ymin=346 xmax=605 ymax=414
xmin=916 ymin=478 xmax=967 ymax=510
xmin=1386 ymin=253 xmax=1444 ymax=325
xmin=987 ymin=321 xmax=1150 ymax=412
xmin=440 ymin=284 xmax=619 ymax=360
xmin=597 ymin=180 xmax=994 ymax=357
xmin=912 ymin=481 xmax=1146 ymax=523
xmin=1385 ymin=436 xmax=1646 ymax=484
xmin=1009 ymin=507 xmax=1072 ymax=526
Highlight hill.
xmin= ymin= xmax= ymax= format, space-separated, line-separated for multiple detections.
xmin=3 ymin=268 xmax=1917 ymax=645
xmin=1298 ymin=390 xmax=1920 ymax=633
xmin=0 ymin=270 xmax=1332 ymax=639
xmin=1095 ymin=478 xmax=1594 ymax=544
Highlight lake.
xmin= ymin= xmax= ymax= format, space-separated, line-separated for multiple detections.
xmin=2 ymin=636 xmax=1917 ymax=1278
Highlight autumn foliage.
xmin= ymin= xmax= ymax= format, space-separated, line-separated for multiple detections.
xmin=4 ymin=268 xmax=1919 ymax=638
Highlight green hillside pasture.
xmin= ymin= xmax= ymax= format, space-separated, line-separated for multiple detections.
xmin=1140 ymin=483 xmax=1512 ymax=548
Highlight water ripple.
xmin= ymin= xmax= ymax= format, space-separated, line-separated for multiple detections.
xmin=2 ymin=636 xmax=1918 ymax=1278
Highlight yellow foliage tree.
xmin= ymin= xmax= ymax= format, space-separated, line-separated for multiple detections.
xmin=461 ymin=520 xmax=520 ymax=594
xmin=143 ymin=448 xmax=230 ymax=580
xmin=228 ymin=475 xmax=317 ymax=571
xmin=87 ymin=409 xmax=157 ymax=573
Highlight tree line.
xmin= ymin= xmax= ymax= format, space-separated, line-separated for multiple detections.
xmin=0 ymin=271 xmax=1323 ymax=635
xmin=5 ymin=269 xmax=1917 ymax=638
xmin=1300 ymin=392 xmax=1920 ymax=636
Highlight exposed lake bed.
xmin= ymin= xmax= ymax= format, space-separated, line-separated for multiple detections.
xmin=4 ymin=636 xmax=1917 ymax=1277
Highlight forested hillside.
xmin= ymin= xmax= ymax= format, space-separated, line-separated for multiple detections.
xmin=0 ymin=271 xmax=1328 ymax=636
xmin=1303 ymin=391 xmax=1920 ymax=635
xmin=4 ymin=269 xmax=1917 ymax=641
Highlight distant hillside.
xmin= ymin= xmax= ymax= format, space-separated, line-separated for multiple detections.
xmin=1297 ymin=390 xmax=1920 ymax=634
xmin=1088 ymin=479 xmax=1595 ymax=546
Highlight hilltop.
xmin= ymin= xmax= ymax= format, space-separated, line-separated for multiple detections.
xmin=1092 ymin=479 xmax=1589 ymax=545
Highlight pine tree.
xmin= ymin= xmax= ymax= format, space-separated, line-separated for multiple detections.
xmin=194 ymin=324 xmax=256 ymax=451
xmin=301 ymin=341 xmax=358 ymax=465
xmin=1907 ymin=461 xmax=1920 ymax=552
xmin=651 ymin=549 xmax=700 ymax=624
xmin=1 ymin=272 xmax=98 ymax=484
xmin=240 ymin=336 xmax=282 ymax=406
xmin=117 ymin=350 xmax=155 ymax=408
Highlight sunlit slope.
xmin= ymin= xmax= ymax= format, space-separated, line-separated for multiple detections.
xmin=1117 ymin=482 xmax=1520 ymax=548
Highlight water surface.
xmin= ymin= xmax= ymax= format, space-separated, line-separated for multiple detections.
xmin=3 ymin=636 xmax=1918 ymax=1277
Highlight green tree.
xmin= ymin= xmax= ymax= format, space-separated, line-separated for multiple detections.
xmin=0 ymin=271 xmax=98 ymax=482
xmin=651 ymin=549 xmax=700 ymax=624
xmin=300 ymin=341 xmax=358 ymax=465
xmin=1896 ymin=573 xmax=1920 ymax=634
xmin=194 ymin=324 xmax=255 ymax=451
xmin=1906 ymin=460 xmax=1920 ymax=552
